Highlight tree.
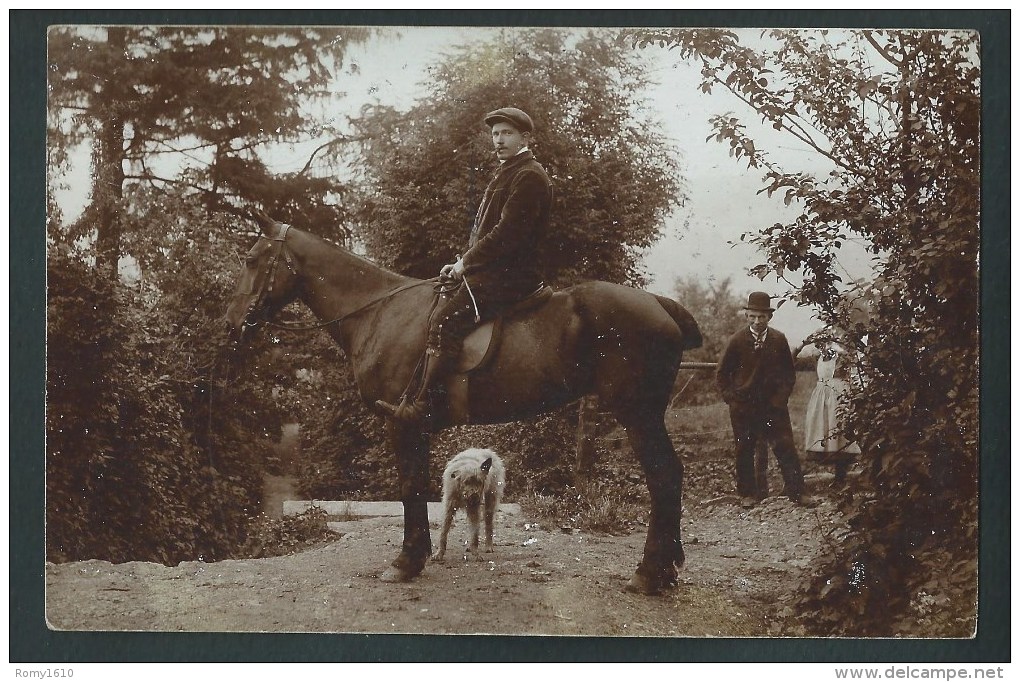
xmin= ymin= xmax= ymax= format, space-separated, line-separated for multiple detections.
xmin=668 ymin=275 xmax=749 ymax=406
xmin=672 ymin=276 xmax=746 ymax=365
xmin=46 ymin=196 xmax=299 ymax=563
xmin=47 ymin=25 xmax=371 ymax=274
xmin=629 ymin=28 xmax=979 ymax=635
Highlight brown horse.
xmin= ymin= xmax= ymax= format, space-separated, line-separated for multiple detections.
xmin=224 ymin=215 xmax=702 ymax=595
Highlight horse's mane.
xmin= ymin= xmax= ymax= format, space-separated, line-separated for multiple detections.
xmin=289 ymin=224 xmax=407 ymax=278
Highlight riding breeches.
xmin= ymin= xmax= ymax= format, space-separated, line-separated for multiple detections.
xmin=427 ymin=284 xmax=481 ymax=359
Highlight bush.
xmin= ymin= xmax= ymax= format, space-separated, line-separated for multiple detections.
xmin=46 ymin=238 xmax=283 ymax=564
xmin=47 ymin=251 xmax=209 ymax=563
xmin=237 ymin=507 xmax=338 ymax=559
xmin=431 ymin=405 xmax=579 ymax=498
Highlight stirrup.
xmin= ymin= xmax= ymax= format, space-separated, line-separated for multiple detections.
xmin=375 ymin=397 xmax=427 ymax=423
xmin=375 ymin=399 xmax=398 ymax=416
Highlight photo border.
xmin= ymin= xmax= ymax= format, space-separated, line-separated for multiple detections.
xmin=11 ymin=8 xmax=1009 ymax=663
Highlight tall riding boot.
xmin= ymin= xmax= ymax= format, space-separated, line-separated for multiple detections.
xmin=376 ymin=351 xmax=456 ymax=423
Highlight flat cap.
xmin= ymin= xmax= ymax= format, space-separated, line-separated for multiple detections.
xmin=483 ymin=107 xmax=534 ymax=133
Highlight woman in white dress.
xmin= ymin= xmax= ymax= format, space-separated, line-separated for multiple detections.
xmin=795 ymin=330 xmax=860 ymax=485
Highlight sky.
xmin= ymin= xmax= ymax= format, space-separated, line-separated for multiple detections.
xmin=55 ymin=25 xmax=883 ymax=345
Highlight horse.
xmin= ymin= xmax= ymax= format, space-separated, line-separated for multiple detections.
xmin=223 ymin=213 xmax=703 ymax=595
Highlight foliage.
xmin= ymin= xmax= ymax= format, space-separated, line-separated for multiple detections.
xmin=436 ymin=405 xmax=581 ymax=497
xmin=630 ymin=28 xmax=979 ymax=635
xmin=297 ymin=396 xmax=579 ymax=503
xmin=348 ymin=28 xmax=685 ymax=288
xmin=46 ymin=245 xmax=271 ymax=564
xmin=294 ymin=345 xmax=397 ymax=501
xmin=300 ymin=399 xmax=579 ymax=506
xmin=46 ymin=249 xmax=121 ymax=561
xmin=672 ymin=276 xmax=748 ymax=363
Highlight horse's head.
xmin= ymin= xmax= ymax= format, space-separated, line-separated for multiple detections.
xmin=223 ymin=211 xmax=302 ymax=345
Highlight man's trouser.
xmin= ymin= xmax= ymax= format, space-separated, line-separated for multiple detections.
xmin=727 ymin=402 xmax=804 ymax=500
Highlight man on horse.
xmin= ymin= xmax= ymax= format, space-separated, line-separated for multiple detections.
xmin=377 ymin=106 xmax=554 ymax=424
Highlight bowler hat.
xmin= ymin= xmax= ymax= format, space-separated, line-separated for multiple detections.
xmin=484 ymin=107 xmax=534 ymax=133
xmin=744 ymin=291 xmax=774 ymax=312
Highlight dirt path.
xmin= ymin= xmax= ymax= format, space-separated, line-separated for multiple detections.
xmin=45 ymin=492 xmax=845 ymax=636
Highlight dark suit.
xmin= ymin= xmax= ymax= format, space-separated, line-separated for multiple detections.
xmin=463 ymin=149 xmax=552 ymax=301
xmin=716 ymin=326 xmax=805 ymax=499
xmin=432 ymin=150 xmax=552 ymax=356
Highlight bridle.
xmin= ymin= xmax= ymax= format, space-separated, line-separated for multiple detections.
xmin=238 ymin=224 xmax=295 ymax=336
xmin=238 ymin=223 xmax=436 ymax=336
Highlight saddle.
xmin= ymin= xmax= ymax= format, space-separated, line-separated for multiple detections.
xmin=455 ymin=284 xmax=553 ymax=372
xmin=446 ymin=284 xmax=553 ymax=423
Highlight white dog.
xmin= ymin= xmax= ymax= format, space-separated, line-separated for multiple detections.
xmin=432 ymin=448 xmax=506 ymax=561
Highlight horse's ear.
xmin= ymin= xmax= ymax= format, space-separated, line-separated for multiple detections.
xmin=248 ymin=207 xmax=275 ymax=235
xmin=480 ymin=457 xmax=493 ymax=473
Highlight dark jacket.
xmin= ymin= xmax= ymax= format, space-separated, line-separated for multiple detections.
xmin=462 ymin=150 xmax=552 ymax=297
xmin=716 ymin=326 xmax=797 ymax=409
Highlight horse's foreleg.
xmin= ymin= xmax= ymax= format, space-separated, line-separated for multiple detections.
xmin=380 ymin=422 xmax=432 ymax=583
xmin=619 ymin=414 xmax=684 ymax=596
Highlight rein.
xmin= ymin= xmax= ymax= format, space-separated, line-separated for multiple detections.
xmin=266 ymin=277 xmax=438 ymax=332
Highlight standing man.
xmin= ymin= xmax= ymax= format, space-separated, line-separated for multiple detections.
xmin=716 ymin=292 xmax=819 ymax=509
xmin=377 ymin=106 xmax=553 ymax=423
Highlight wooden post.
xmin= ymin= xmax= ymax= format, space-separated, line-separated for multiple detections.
xmin=574 ymin=395 xmax=599 ymax=482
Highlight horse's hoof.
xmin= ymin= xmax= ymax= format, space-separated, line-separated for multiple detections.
xmin=431 ymin=553 xmax=445 ymax=563
xmin=623 ymin=572 xmax=661 ymax=596
xmin=380 ymin=565 xmax=416 ymax=583
xmin=624 ymin=562 xmax=680 ymax=596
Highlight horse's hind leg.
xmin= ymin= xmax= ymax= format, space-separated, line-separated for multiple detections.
xmin=617 ymin=410 xmax=685 ymax=595
xmin=380 ymin=421 xmax=432 ymax=583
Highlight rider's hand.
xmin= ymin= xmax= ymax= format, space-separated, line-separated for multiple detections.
xmin=441 ymin=258 xmax=465 ymax=280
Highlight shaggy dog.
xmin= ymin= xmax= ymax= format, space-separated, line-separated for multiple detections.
xmin=432 ymin=448 xmax=506 ymax=561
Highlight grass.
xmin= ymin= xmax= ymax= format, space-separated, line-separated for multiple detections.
xmin=518 ymin=477 xmax=648 ymax=534
xmin=331 ymin=500 xmax=358 ymax=522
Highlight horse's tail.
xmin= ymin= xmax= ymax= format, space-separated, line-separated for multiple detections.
xmin=654 ymin=294 xmax=703 ymax=351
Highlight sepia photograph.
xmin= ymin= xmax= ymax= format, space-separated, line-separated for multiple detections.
xmin=18 ymin=10 xmax=1007 ymax=662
